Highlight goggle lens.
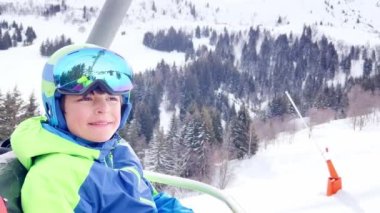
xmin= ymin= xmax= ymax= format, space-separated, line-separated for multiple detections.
xmin=54 ymin=48 xmax=133 ymax=95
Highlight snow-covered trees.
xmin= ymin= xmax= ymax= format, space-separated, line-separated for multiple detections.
xmin=144 ymin=127 xmax=168 ymax=173
xmin=180 ymin=108 xmax=210 ymax=179
xmin=40 ymin=34 xmax=72 ymax=56
xmin=143 ymin=27 xmax=194 ymax=53
xmin=21 ymin=92 xmax=39 ymax=121
xmin=0 ymin=88 xmax=38 ymax=141
xmin=119 ymin=119 xmax=147 ymax=159
xmin=0 ymin=21 xmax=35 ymax=49
xmin=24 ymin=26 xmax=36 ymax=45
xmin=165 ymin=115 xmax=185 ymax=176
xmin=230 ymin=105 xmax=258 ymax=159
xmin=144 ymin=108 xmax=213 ymax=181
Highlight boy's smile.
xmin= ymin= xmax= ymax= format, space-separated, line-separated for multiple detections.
xmin=63 ymin=91 xmax=121 ymax=142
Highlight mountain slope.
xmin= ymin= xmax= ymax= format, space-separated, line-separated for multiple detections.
xmin=182 ymin=113 xmax=380 ymax=212
xmin=2 ymin=0 xmax=380 ymax=43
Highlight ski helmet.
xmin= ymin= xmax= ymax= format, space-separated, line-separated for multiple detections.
xmin=41 ymin=44 xmax=133 ymax=130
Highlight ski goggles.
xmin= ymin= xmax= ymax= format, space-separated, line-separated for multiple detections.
xmin=54 ymin=47 xmax=133 ymax=95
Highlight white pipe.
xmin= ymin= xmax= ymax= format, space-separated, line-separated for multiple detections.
xmin=285 ymin=91 xmax=330 ymax=160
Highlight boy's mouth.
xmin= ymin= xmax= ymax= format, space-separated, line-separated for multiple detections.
xmin=89 ymin=121 xmax=113 ymax=126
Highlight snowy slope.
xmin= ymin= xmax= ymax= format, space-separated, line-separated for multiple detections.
xmin=182 ymin=113 xmax=380 ymax=212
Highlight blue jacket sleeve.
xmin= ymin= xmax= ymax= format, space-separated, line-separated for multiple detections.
xmin=154 ymin=192 xmax=194 ymax=213
xmin=114 ymin=140 xmax=193 ymax=212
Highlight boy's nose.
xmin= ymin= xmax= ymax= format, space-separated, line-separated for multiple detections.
xmin=95 ymin=99 xmax=109 ymax=113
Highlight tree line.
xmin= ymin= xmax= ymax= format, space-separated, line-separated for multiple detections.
xmin=40 ymin=34 xmax=72 ymax=56
xmin=125 ymin=24 xmax=380 ymax=186
xmin=0 ymin=20 xmax=36 ymax=50
xmin=0 ymin=87 xmax=39 ymax=142
xmin=0 ymin=20 xmax=74 ymax=57
xmin=143 ymin=26 xmax=194 ymax=54
xmin=118 ymin=55 xmax=261 ymax=183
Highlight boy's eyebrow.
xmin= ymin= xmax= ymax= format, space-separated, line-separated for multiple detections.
xmin=82 ymin=90 xmax=96 ymax=97
xmin=82 ymin=91 xmax=119 ymax=97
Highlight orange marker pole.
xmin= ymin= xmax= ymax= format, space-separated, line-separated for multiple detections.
xmin=285 ymin=91 xmax=342 ymax=196
xmin=0 ymin=196 xmax=7 ymax=213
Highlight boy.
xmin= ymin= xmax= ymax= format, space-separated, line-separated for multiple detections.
xmin=10 ymin=44 xmax=193 ymax=212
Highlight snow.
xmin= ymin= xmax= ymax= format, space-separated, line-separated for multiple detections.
xmin=327 ymin=70 xmax=346 ymax=87
xmin=158 ymin=95 xmax=176 ymax=133
xmin=182 ymin=114 xmax=380 ymax=212
xmin=0 ymin=151 xmax=17 ymax=163
xmin=1 ymin=0 xmax=380 ymax=212
xmin=351 ymin=60 xmax=365 ymax=78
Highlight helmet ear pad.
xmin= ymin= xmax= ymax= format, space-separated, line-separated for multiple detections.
xmin=119 ymin=100 xmax=132 ymax=130
xmin=42 ymin=92 xmax=67 ymax=130
xmin=55 ymin=95 xmax=67 ymax=130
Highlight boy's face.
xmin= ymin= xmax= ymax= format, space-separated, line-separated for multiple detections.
xmin=63 ymin=91 xmax=122 ymax=143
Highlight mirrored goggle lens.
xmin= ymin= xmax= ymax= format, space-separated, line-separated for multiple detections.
xmin=54 ymin=48 xmax=133 ymax=94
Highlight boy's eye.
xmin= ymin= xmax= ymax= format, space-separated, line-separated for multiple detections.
xmin=78 ymin=96 xmax=92 ymax=101
xmin=108 ymin=96 xmax=119 ymax=101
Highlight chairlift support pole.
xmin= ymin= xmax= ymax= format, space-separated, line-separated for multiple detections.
xmin=86 ymin=0 xmax=132 ymax=48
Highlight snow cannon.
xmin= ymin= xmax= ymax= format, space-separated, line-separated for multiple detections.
xmin=326 ymin=159 xmax=342 ymax=196
xmin=285 ymin=91 xmax=342 ymax=196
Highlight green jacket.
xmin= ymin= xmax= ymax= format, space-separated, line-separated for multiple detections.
xmin=11 ymin=116 xmax=157 ymax=212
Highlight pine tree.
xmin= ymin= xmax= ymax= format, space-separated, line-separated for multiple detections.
xmin=215 ymin=31 xmax=234 ymax=62
xmin=166 ymin=114 xmax=184 ymax=176
xmin=267 ymin=96 xmax=289 ymax=118
xmin=134 ymin=102 xmax=155 ymax=142
xmin=151 ymin=1 xmax=157 ymax=12
xmin=82 ymin=6 xmax=88 ymax=20
xmin=180 ymin=109 xmax=210 ymax=179
xmin=209 ymin=30 xmax=217 ymax=45
xmin=0 ymin=31 xmax=12 ymax=50
xmin=0 ymin=90 xmax=6 ymax=141
xmin=195 ymin=26 xmax=201 ymax=39
xmin=230 ymin=104 xmax=254 ymax=159
xmin=144 ymin=127 xmax=172 ymax=176
xmin=40 ymin=35 xmax=72 ymax=56
xmin=21 ymin=92 xmax=39 ymax=120
xmin=15 ymin=27 xmax=22 ymax=42
xmin=180 ymin=117 xmax=196 ymax=178
xmin=61 ymin=0 xmax=67 ymax=10
xmin=24 ymin=26 xmax=37 ymax=45
xmin=119 ymin=119 xmax=147 ymax=159
xmin=1 ymin=87 xmax=24 ymax=139
xmin=363 ymin=58 xmax=373 ymax=77
xmin=11 ymin=31 xmax=18 ymax=47
xmin=211 ymin=109 xmax=223 ymax=145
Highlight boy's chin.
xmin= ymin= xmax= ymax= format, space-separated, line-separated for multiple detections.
xmin=84 ymin=134 xmax=114 ymax=143
xmin=89 ymin=137 xmax=113 ymax=143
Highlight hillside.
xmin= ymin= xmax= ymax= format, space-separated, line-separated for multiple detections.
xmin=1 ymin=2 xmax=380 ymax=210
xmin=182 ymin=112 xmax=380 ymax=212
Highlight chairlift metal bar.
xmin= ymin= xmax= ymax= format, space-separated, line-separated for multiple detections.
xmin=86 ymin=0 xmax=132 ymax=48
